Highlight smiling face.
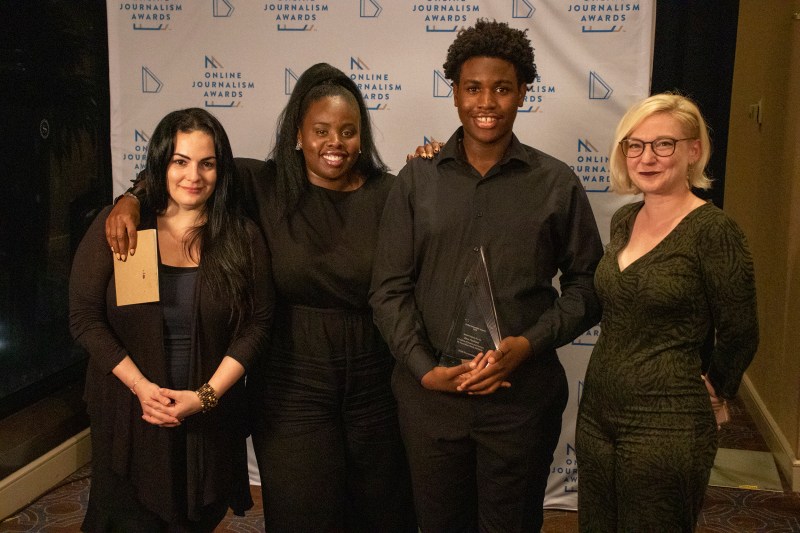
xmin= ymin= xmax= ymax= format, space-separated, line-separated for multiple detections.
xmin=297 ymin=94 xmax=362 ymax=190
xmin=166 ymin=129 xmax=217 ymax=212
xmin=625 ymin=112 xmax=701 ymax=198
xmin=452 ymin=56 xmax=527 ymax=154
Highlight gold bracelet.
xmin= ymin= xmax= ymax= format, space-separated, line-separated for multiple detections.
xmin=196 ymin=383 xmax=218 ymax=413
xmin=130 ymin=376 xmax=145 ymax=395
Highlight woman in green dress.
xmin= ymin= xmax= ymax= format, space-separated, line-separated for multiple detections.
xmin=576 ymin=93 xmax=758 ymax=532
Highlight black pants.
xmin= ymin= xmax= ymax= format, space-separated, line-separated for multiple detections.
xmin=393 ymin=352 xmax=568 ymax=533
xmin=249 ymin=305 xmax=416 ymax=532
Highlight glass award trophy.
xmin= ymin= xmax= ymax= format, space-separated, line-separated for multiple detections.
xmin=439 ymin=246 xmax=502 ymax=367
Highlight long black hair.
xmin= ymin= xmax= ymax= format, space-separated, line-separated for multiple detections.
xmin=142 ymin=107 xmax=254 ymax=320
xmin=271 ymin=63 xmax=387 ymax=215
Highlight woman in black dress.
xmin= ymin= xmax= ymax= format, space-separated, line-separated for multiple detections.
xmin=242 ymin=63 xmax=415 ymax=532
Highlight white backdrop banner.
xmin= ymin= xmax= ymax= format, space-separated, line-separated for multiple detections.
xmin=108 ymin=0 xmax=653 ymax=510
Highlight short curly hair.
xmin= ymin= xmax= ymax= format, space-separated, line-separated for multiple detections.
xmin=443 ymin=19 xmax=537 ymax=85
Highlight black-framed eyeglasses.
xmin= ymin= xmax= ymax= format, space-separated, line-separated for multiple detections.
xmin=619 ymin=137 xmax=696 ymax=158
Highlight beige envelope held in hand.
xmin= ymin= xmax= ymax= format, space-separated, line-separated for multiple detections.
xmin=113 ymin=229 xmax=160 ymax=306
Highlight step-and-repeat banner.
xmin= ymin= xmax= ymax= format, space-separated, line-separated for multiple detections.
xmin=108 ymin=0 xmax=653 ymax=510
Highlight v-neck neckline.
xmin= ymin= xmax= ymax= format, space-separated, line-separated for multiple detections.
xmin=616 ymin=201 xmax=710 ymax=274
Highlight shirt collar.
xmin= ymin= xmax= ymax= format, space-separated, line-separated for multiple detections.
xmin=437 ymin=127 xmax=532 ymax=170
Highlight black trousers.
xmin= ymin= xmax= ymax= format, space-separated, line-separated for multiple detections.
xmin=249 ymin=305 xmax=416 ymax=533
xmin=393 ymin=351 xmax=568 ymax=533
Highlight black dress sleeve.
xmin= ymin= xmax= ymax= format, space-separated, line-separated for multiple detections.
xmin=223 ymin=220 xmax=274 ymax=370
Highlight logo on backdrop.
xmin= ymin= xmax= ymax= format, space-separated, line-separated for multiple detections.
xmin=360 ymin=0 xmax=382 ymax=17
xmin=349 ymin=57 xmax=402 ymax=111
xmin=518 ymin=74 xmax=555 ymax=114
xmin=192 ymin=56 xmax=255 ymax=108
xmin=412 ymin=0 xmax=479 ymax=32
xmin=572 ymin=325 xmax=601 ymax=345
xmin=213 ymin=0 xmax=234 ymax=17
xmin=264 ymin=0 xmax=331 ymax=31
xmin=422 ymin=135 xmax=446 ymax=148
xmin=512 ymin=0 xmax=535 ymax=18
xmin=589 ymin=71 xmax=613 ymax=100
xmin=571 ymin=139 xmax=610 ymax=193
xmin=141 ymin=67 xmax=163 ymax=93
xmin=284 ymin=68 xmax=299 ymax=96
xmin=432 ymin=71 xmax=453 ymax=99
xmin=119 ymin=0 xmax=184 ymax=31
xmin=122 ymin=129 xmax=150 ymax=172
xmin=565 ymin=1 xmax=642 ymax=33
xmin=551 ymin=442 xmax=578 ymax=494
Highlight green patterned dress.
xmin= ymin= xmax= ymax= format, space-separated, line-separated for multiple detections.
xmin=576 ymin=201 xmax=758 ymax=532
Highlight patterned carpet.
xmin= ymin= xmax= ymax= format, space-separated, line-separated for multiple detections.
xmin=695 ymin=397 xmax=800 ymax=533
xmin=1 ymin=397 xmax=798 ymax=532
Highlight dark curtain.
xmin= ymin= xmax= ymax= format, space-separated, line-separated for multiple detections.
xmin=0 ymin=0 xmax=109 ymax=474
xmin=652 ymin=1 xmax=740 ymax=208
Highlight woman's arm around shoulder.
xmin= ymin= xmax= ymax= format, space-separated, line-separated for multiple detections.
xmin=235 ymin=158 xmax=277 ymax=233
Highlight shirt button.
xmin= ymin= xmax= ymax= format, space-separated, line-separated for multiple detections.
xmin=476 ymin=211 xmax=483 ymax=218
xmin=473 ymin=246 xmax=479 ymax=252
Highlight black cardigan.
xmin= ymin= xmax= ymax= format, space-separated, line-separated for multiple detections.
xmin=69 ymin=206 xmax=273 ymax=521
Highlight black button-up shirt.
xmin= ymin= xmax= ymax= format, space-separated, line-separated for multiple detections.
xmin=369 ymin=128 xmax=603 ymax=381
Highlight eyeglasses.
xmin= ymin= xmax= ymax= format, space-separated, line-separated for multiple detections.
xmin=619 ymin=137 xmax=696 ymax=158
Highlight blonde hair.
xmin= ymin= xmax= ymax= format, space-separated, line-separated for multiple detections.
xmin=609 ymin=93 xmax=712 ymax=195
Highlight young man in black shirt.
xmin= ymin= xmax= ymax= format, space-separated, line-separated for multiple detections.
xmin=370 ymin=19 xmax=603 ymax=532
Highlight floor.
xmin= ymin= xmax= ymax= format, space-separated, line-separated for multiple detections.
xmin=1 ymin=396 xmax=798 ymax=532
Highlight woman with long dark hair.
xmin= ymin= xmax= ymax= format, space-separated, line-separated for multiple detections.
xmin=71 ymin=107 xmax=272 ymax=531
xmin=240 ymin=63 xmax=416 ymax=532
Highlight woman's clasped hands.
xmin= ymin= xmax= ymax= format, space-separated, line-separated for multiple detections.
xmin=135 ymin=379 xmax=203 ymax=428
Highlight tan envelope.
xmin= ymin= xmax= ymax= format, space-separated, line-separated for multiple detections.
xmin=114 ymin=229 xmax=160 ymax=305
